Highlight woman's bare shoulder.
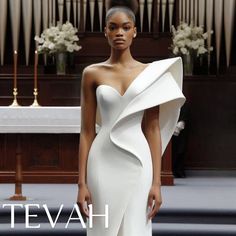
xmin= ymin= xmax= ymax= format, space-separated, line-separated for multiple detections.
xmin=81 ymin=63 xmax=111 ymax=87
xmin=83 ymin=62 xmax=110 ymax=76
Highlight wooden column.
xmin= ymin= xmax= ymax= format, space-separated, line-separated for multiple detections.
xmin=152 ymin=0 xmax=159 ymax=37
xmin=79 ymin=0 xmax=85 ymax=32
xmin=9 ymin=134 xmax=27 ymax=200
xmin=175 ymin=0 xmax=180 ymax=26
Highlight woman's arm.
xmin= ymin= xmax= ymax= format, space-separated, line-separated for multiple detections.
xmin=142 ymin=105 xmax=162 ymax=219
xmin=78 ymin=67 xmax=97 ymax=186
xmin=77 ymin=67 xmax=97 ymax=217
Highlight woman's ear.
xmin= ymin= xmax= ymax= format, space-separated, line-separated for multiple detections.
xmin=133 ymin=27 xmax=137 ymax=38
xmin=104 ymin=27 xmax=107 ymax=37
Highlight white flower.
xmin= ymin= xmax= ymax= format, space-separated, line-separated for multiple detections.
xmin=202 ymin=32 xmax=208 ymax=39
xmin=191 ymin=39 xmax=201 ymax=49
xmin=170 ymin=21 xmax=213 ymax=57
xmin=34 ymin=35 xmax=44 ymax=44
xmin=48 ymin=43 xmax=55 ymax=50
xmin=171 ymin=25 xmax=176 ymax=35
xmin=198 ymin=46 xmax=207 ymax=55
xmin=173 ymin=46 xmax=179 ymax=55
xmin=34 ymin=21 xmax=82 ymax=54
xmin=176 ymin=40 xmax=185 ymax=48
xmin=185 ymin=38 xmax=192 ymax=47
xmin=184 ymin=27 xmax=192 ymax=37
xmin=174 ymin=33 xmax=184 ymax=41
xmin=180 ymin=47 xmax=188 ymax=54
xmin=74 ymin=45 xmax=82 ymax=51
xmin=72 ymin=35 xmax=79 ymax=41
xmin=67 ymin=44 xmax=75 ymax=52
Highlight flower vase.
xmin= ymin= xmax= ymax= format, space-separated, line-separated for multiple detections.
xmin=56 ymin=52 xmax=67 ymax=75
xmin=44 ymin=54 xmax=56 ymax=74
xmin=182 ymin=54 xmax=193 ymax=76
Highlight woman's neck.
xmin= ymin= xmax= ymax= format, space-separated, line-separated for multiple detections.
xmin=107 ymin=48 xmax=135 ymax=66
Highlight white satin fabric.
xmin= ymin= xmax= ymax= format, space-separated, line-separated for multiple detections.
xmin=86 ymin=57 xmax=186 ymax=236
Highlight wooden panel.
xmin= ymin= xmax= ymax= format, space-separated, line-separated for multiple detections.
xmin=161 ymin=141 xmax=174 ymax=185
xmin=0 ymin=74 xmax=82 ymax=106
xmin=0 ymin=134 xmax=79 ymax=183
xmin=183 ymin=75 xmax=236 ymax=169
xmin=23 ymin=134 xmax=60 ymax=170
xmin=75 ymin=33 xmax=172 ymax=63
xmin=0 ymin=133 xmax=172 ymax=184
xmin=0 ymin=135 xmax=5 ymax=169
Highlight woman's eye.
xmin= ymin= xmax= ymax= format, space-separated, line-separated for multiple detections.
xmin=109 ymin=26 xmax=116 ymax=31
xmin=108 ymin=25 xmax=131 ymax=31
xmin=124 ymin=26 xmax=131 ymax=31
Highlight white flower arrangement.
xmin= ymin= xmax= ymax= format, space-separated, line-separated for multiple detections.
xmin=170 ymin=22 xmax=213 ymax=57
xmin=34 ymin=21 xmax=82 ymax=54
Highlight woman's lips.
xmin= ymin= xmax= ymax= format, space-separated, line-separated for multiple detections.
xmin=114 ymin=39 xmax=125 ymax=43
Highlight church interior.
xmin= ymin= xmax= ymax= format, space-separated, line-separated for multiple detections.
xmin=0 ymin=0 xmax=236 ymax=235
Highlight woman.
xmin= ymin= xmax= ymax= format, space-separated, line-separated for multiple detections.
xmin=77 ymin=0 xmax=186 ymax=235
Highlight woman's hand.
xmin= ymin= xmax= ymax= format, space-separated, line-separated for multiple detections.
xmin=77 ymin=183 xmax=92 ymax=218
xmin=147 ymin=184 xmax=162 ymax=220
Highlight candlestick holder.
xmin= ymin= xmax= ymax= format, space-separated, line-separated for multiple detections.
xmin=30 ymin=88 xmax=40 ymax=107
xmin=10 ymin=88 xmax=20 ymax=107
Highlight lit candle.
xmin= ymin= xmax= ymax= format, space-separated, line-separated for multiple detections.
xmin=13 ymin=50 xmax=17 ymax=88
xmin=34 ymin=50 xmax=38 ymax=89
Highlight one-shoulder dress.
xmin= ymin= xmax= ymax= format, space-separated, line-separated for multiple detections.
xmin=85 ymin=57 xmax=186 ymax=236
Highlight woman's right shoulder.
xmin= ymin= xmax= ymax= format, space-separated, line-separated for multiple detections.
xmin=81 ymin=63 xmax=109 ymax=87
xmin=82 ymin=63 xmax=107 ymax=79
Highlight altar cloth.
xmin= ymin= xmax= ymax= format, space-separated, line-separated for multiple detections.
xmin=0 ymin=106 xmax=100 ymax=133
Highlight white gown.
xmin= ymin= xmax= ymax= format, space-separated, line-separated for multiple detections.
xmin=86 ymin=57 xmax=186 ymax=236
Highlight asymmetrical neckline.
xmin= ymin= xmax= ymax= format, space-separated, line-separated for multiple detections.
xmin=96 ymin=62 xmax=154 ymax=98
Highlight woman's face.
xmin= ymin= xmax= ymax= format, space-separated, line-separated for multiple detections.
xmin=104 ymin=11 xmax=137 ymax=50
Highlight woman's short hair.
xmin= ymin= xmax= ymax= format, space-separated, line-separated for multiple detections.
xmin=105 ymin=0 xmax=138 ymax=24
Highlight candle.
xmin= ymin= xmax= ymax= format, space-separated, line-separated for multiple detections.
xmin=34 ymin=50 xmax=38 ymax=89
xmin=13 ymin=50 xmax=17 ymax=88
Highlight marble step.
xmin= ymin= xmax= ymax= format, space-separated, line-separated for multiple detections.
xmin=1 ymin=207 xmax=235 ymax=225
xmin=1 ymin=223 xmax=236 ymax=236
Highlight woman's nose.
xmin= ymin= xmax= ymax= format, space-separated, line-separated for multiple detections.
xmin=116 ymin=28 xmax=123 ymax=36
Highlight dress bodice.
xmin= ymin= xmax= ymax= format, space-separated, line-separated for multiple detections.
xmin=94 ymin=57 xmax=186 ymax=165
xmin=96 ymin=85 xmax=123 ymax=127
xmin=96 ymin=83 xmax=142 ymax=129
